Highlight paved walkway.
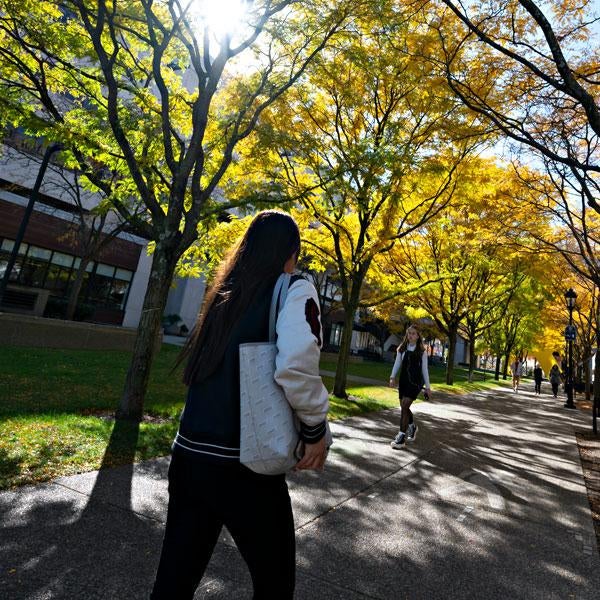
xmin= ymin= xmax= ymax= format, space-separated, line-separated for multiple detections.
xmin=1 ymin=383 xmax=599 ymax=599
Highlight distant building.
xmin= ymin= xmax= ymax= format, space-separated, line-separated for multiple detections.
xmin=0 ymin=142 xmax=204 ymax=329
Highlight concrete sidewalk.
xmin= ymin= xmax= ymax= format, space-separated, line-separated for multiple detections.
xmin=1 ymin=383 xmax=599 ymax=599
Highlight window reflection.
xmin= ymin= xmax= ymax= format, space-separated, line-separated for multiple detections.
xmin=0 ymin=238 xmax=134 ymax=313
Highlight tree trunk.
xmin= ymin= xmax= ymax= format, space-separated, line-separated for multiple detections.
xmin=585 ymin=354 xmax=592 ymax=402
xmin=117 ymin=245 xmax=178 ymax=420
xmin=333 ymin=308 xmax=356 ymax=398
xmin=594 ymin=311 xmax=600 ymax=433
xmin=502 ymin=352 xmax=510 ymax=380
xmin=333 ymin=275 xmax=364 ymax=399
xmin=445 ymin=326 xmax=457 ymax=385
xmin=494 ymin=355 xmax=501 ymax=380
xmin=65 ymin=257 xmax=91 ymax=320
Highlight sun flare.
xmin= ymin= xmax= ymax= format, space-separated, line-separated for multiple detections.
xmin=189 ymin=0 xmax=249 ymax=41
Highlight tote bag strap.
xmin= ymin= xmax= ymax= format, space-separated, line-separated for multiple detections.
xmin=268 ymin=272 xmax=291 ymax=342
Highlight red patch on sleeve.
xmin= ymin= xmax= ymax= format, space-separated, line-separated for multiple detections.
xmin=305 ymin=298 xmax=322 ymax=345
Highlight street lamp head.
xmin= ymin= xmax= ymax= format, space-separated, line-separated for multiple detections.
xmin=565 ymin=287 xmax=577 ymax=309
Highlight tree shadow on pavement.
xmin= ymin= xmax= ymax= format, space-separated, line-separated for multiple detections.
xmin=0 ymin=418 xmax=168 ymax=599
xmin=289 ymin=384 xmax=600 ymax=599
xmin=2 ymin=383 xmax=599 ymax=599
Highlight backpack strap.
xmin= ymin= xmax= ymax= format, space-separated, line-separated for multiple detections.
xmin=268 ymin=273 xmax=292 ymax=342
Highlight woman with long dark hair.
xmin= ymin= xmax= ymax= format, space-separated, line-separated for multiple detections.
xmin=151 ymin=210 xmax=330 ymax=599
xmin=388 ymin=324 xmax=431 ymax=449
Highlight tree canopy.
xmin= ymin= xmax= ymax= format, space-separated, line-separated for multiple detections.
xmin=0 ymin=0 xmax=349 ymax=417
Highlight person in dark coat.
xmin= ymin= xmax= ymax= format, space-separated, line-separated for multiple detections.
xmin=151 ymin=211 xmax=330 ymax=599
xmin=549 ymin=364 xmax=562 ymax=398
xmin=533 ymin=362 xmax=543 ymax=395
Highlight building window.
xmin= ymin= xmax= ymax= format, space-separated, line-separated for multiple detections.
xmin=0 ymin=239 xmax=28 ymax=282
xmin=86 ymin=262 xmax=115 ymax=306
xmin=82 ymin=262 xmax=133 ymax=309
xmin=45 ymin=252 xmax=75 ymax=293
xmin=110 ymin=268 xmax=133 ymax=309
xmin=19 ymin=246 xmax=52 ymax=287
xmin=330 ymin=323 xmax=343 ymax=346
xmin=0 ymin=237 xmax=134 ymax=312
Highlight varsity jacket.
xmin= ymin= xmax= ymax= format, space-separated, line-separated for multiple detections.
xmin=173 ymin=275 xmax=329 ymax=464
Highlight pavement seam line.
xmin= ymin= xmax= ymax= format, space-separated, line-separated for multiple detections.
xmin=294 ymin=438 xmax=451 ymax=534
xmin=295 ymin=385 xmax=527 ymax=534
xmin=49 ymin=480 xmax=166 ymax=524
xmin=295 ymin=566 xmax=387 ymax=600
xmin=293 ymin=389 xmax=514 ymax=534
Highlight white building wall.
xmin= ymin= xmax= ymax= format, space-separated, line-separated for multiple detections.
xmin=0 ymin=144 xmax=108 ymax=214
xmin=454 ymin=337 xmax=469 ymax=365
xmin=350 ymin=328 xmax=360 ymax=351
xmin=454 ymin=337 xmax=462 ymax=365
xmin=122 ymin=248 xmax=152 ymax=328
xmin=164 ymin=275 xmax=206 ymax=331
xmin=384 ymin=334 xmax=401 ymax=352
xmin=0 ymin=170 xmax=204 ymax=331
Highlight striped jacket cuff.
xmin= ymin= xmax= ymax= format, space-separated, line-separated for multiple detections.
xmin=300 ymin=420 xmax=326 ymax=443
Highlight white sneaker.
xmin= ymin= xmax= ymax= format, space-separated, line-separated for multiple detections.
xmin=390 ymin=431 xmax=406 ymax=449
xmin=407 ymin=423 xmax=418 ymax=441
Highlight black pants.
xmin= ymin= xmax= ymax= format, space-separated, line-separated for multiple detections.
xmin=551 ymin=382 xmax=559 ymax=396
xmin=151 ymin=452 xmax=295 ymax=599
xmin=535 ymin=381 xmax=541 ymax=394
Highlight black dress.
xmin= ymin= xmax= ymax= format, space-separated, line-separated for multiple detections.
xmin=398 ymin=349 xmax=424 ymax=400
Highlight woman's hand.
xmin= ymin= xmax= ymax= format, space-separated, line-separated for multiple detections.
xmin=295 ymin=437 xmax=327 ymax=471
xmin=389 ymin=377 xmax=397 ymax=388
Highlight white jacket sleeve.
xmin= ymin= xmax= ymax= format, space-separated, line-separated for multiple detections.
xmin=390 ymin=351 xmax=402 ymax=379
xmin=274 ymin=278 xmax=329 ymax=431
xmin=422 ymin=353 xmax=430 ymax=388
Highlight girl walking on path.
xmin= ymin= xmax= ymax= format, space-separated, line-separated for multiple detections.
xmin=151 ymin=211 xmax=330 ymax=600
xmin=510 ymin=356 xmax=524 ymax=392
xmin=388 ymin=325 xmax=431 ymax=449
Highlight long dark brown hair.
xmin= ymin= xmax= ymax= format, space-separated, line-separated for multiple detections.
xmin=181 ymin=210 xmax=301 ymax=385
xmin=397 ymin=324 xmax=426 ymax=355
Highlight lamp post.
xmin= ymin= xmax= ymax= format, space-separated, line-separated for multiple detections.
xmin=564 ymin=288 xmax=577 ymax=409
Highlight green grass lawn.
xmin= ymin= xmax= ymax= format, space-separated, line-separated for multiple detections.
xmin=321 ymin=359 xmax=512 ymax=394
xmin=0 ymin=345 xmax=510 ymax=490
xmin=0 ymin=345 xmax=186 ymax=490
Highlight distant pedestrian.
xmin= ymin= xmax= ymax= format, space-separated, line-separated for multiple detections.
xmin=388 ymin=324 xmax=431 ymax=449
xmin=510 ymin=356 xmax=524 ymax=392
xmin=549 ymin=364 xmax=562 ymax=398
xmin=552 ymin=350 xmax=567 ymax=388
xmin=533 ymin=363 xmax=543 ymax=395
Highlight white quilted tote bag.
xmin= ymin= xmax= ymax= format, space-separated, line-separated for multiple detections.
xmin=239 ymin=273 xmax=300 ymax=475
